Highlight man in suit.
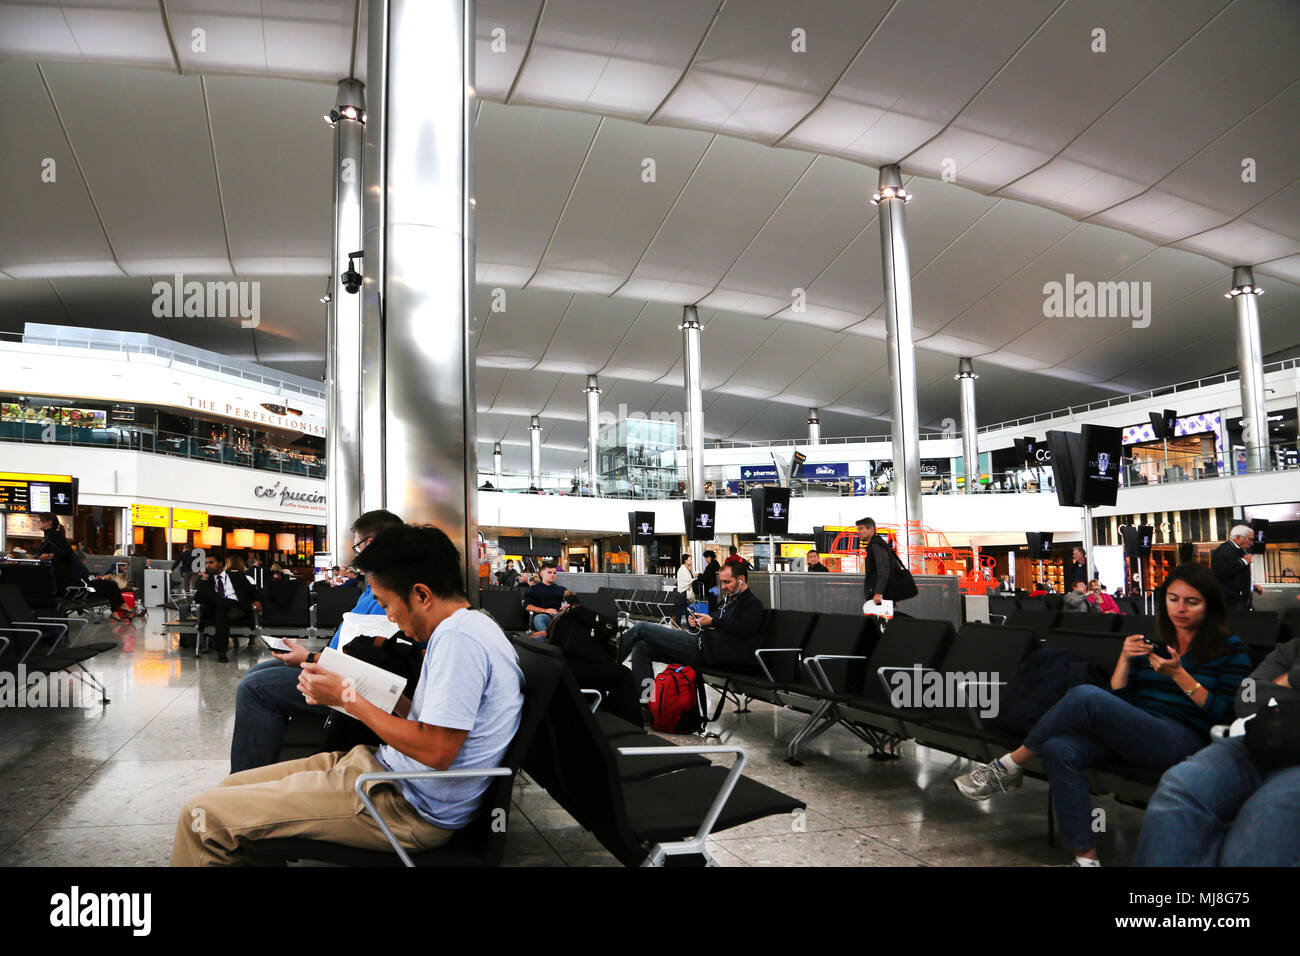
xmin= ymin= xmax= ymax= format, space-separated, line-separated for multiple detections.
xmin=195 ymin=554 xmax=263 ymax=662
xmin=1068 ymin=546 xmax=1089 ymax=590
xmin=618 ymin=563 xmax=764 ymax=694
xmin=1212 ymin=525 xmax=1262 ymax=610
xmin=856 ymin=517 xmax=896 ymax=610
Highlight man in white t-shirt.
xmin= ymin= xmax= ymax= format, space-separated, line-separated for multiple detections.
xmin=171 ymin=524 xmax=523 ymax=865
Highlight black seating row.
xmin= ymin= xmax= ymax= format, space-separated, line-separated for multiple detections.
xmin=253 ymin=632 xmax=803 ymax=866
xmin=989 ymin=593 xmax=1149 ymax=617
xmin=696 ymin=610 xmax=1184 ymax=815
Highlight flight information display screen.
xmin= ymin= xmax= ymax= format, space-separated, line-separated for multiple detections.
xmin=0 ymin=472 xmax=76 ymax=514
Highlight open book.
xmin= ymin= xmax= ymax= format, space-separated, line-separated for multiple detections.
xmin=317 ymin=646 xmax=406 ymax=715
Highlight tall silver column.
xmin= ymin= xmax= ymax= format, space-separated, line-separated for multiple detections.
xmin=529 ymin=416 xmax=542 ymax=490
xmin=585 ymin=375 xmax=601 ymax=495
xmin=807 ymin=408 xmax=822 ymax=445
xmin=492 ymin=442 xmax=502 ymax=487
xmin=1228 ymin=267 xmax=1269 ymax=472
xmin=362 ymin=0 xmax=477 ymax=588
xmin=327 ymin=78 xmax=365 ymax=556
xmin=955 ymin=358 xmax=979 ymax=494
xmin=681 ymin=307 xmax=705 ymax=501
xmin=874 ymin=165 xmax=922 ymax=560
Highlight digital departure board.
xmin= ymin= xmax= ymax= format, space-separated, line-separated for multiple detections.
xmin=0 ymin=472 xmax=77 ymax=515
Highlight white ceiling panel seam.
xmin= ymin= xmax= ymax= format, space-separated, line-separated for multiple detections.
xmin=35 ymin=62 xmax=125 ymax=277
xmin=521 ymin=116 xmax=605 ymax=288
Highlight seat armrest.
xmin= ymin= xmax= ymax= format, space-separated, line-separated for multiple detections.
xmin=352 ymin=767 xmax=513 ymax=867
xmin=0 ymin=626 xmax=45 ymax=663
xmin=616 ymin=745 xmax=747 ymax=865
xmin=955 ymin=678 xmax=1007 ymax=729
xmin=579 ymin=688 xmax=603 ymax=713
xmin=803 ymin=654 xmax=868 ymax=694
xmin=39 ymin=616 xmax=87 ymax=643
xmin=15 ymin=620 xmax=68 ymax=651
xmin=753 ymin=647 xmax=802 ymax=683
xmin=875 ymin=664 xmax=939 ymax=703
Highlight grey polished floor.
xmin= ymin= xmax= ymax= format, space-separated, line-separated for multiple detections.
xmin=0 ymin=616 xmax=1146 ymax=866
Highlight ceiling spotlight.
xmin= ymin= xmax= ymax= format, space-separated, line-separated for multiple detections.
xmin=320 ymin=292 xmax=332 ymax=304
xmin=325 ymin=105 xmax=365 ymax=127
xmin=871 ymin=185 xmax=910 ymax=205
xmin=1225 ymin=284 xmax=1264 ymax=299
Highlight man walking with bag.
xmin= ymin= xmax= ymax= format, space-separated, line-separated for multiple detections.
xmin=857 ymin=517 xmax=896 ymax=610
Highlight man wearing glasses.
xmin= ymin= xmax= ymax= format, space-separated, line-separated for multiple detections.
xmin=229 ymin=509 xmax=404 ymax=772
xmin=1212 ymin=525 xmax=1264 ymax=611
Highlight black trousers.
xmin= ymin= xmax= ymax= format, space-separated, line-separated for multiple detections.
xmin=196 ymin=593 xmax=250 ymax=652
xmin=567 ymin=659 xmax=644 ymax=728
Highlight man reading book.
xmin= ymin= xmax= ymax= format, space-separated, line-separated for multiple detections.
xmin=171 ymin=524 xmax=524 ymax=865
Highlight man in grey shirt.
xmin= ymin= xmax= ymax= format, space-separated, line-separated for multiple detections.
xmin=172 ymin=524 xmax=523 ymax=865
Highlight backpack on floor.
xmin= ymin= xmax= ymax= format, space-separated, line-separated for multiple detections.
xmin=650 ymin=664 xmax=706 ymax=734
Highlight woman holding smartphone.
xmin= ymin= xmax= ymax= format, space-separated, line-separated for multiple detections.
xmin=952 ymin=562 xmax=1252 ymax=866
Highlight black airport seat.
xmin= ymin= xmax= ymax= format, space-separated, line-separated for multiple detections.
xmin=311 ymin=584 xmax=364 ymax=632
xmin=478 ymin=587 xmax=529 ymax=633
xmin=259 ymin=577 xmax=311 ymax=631
xmin=1058 ymin=612 xmax=1121 ymax=634
xmin=1120 ymin=615 xmax=1159 ymax=641
xmin=513 ymin=638 xmax=804 ymax=866
xmin=1017 ymin=596 xmax=1049 ymax=612
xmin=1043 ymin=630 xmax=1124 ymax=673
xmin=248 ymin=630 xmax=563 ymax=867
xmin=0 ymin=562 xmax=63 ymax=613
xmin=0 ymin=608 xmax=112 ymax=702
xmin=696 ymin=609 xmax=818 ymax=718
xmin=988 ymin=595 xmax=1017 ymax=619
xmin=1283 ymin=608 xmax=1300 ymax=645
xmin=1004 ymin=610 xmax=1059 ymax=640
xmin=0 ymin=584 xmax=116 ymax=655
xmin=784 ymin=617 xmax=955 ymax=762
xmin=1227 ymin=610 xmax=1281 ymax=659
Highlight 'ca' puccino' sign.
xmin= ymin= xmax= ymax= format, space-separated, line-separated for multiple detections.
xmin=253 ymin=481 xmax=327 ymax=513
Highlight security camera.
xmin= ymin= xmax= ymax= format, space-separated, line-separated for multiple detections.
xmin=341 ymin=252 xmax=362 ymax=294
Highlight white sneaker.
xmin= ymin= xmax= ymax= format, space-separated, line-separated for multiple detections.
xmin=953 ymin=759 xmax=1022 ymax=800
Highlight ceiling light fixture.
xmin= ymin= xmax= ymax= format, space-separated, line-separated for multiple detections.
xmin=871 ymin=185 xmax=910 ymax=205
xmin=325 ymin=103 xmax=366 ymax=127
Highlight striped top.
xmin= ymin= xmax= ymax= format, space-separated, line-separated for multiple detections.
xmin=1116 ymin=635 xmax=1252 ymax=738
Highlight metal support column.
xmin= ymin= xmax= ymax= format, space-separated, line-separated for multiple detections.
xmin=682 ymin=306 xmax=707 ymax=570
xmin=874 ymin=165 xmax=922 ymax=562
xmin=326 ymin=77 xmax=365 ymax=554
xmin=528 ymin=416 xmax=542 ymax=491
xmin=1228 ymin=267 xmax=1269 ymax=473
xmin=807 ymin=408 xmax=822 ymax=445
xmin=361 ymin=0 xmax=477 ymax=588
xmin=585 ymin=375 xmax=601 ymax=496
xmin=955 ymin=358 xmax=979 ymax=494
xmin=492 ymin=442 xmax=502 ymax=488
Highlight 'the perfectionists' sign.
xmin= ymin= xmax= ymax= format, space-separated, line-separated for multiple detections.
xmin=186 ymin=395 xmax=326 ymax=437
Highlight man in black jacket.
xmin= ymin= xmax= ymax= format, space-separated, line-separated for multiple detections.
xmin=857 ymin=517 xmax=895 ymax=609
xmin=1211 ymin=525 xmax=1262 ymax=609
xmin=195 ymin=554 xmax=263 ymax=662
xmin=617 ymin=563 xmax=764 ymax=694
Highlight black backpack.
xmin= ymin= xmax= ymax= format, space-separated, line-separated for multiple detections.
xmin=991 ymin=647 xmax=1109 ymax=735
xmin=324 ymin=633 xmax=425 ymax=751
xmin=547 ymin=605 xmax=618 ymax=663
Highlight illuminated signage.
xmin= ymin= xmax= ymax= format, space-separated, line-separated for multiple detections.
xmin=172 ymin=508 xmax=209 ymax=530
xmin=131 ymin=504 xmax=170 ymax=528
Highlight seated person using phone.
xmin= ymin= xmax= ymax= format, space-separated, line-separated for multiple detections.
xmin=950 ymin=562 xmax=1251 ymax=867
xmin=229 ymin=509 xmax=404 ymax=773
xmin=171 ymin=523 xmax=524 ymax=866
xmin=617 ymin=563 xmax=764 ymax=695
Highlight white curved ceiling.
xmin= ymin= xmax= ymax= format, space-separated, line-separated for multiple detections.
xmin=0 ymin=0 xmax=1298 ymax=473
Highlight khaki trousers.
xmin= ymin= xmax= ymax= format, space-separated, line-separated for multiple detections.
xmin=170 ymin=745 xmax=453 ymax=866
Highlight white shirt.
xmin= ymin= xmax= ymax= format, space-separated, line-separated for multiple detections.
xmin=216 ymin=572 xmax=235 ymax=600
xmin=677 ymin=564 xmax=695 ymax=600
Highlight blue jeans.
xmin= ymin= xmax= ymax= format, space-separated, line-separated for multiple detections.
xmin=1022 ymin=685 xmax=1204 ymax=851
xmin=231 ymin=659 xmax=330 ymax=773
xmin=532 ymin=612 xmax=555 ymax=633
xmin=619 ymin=622 xmax=700 ymax=699
xmin=1133 ymin=736 xmax=1300 ymax=866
